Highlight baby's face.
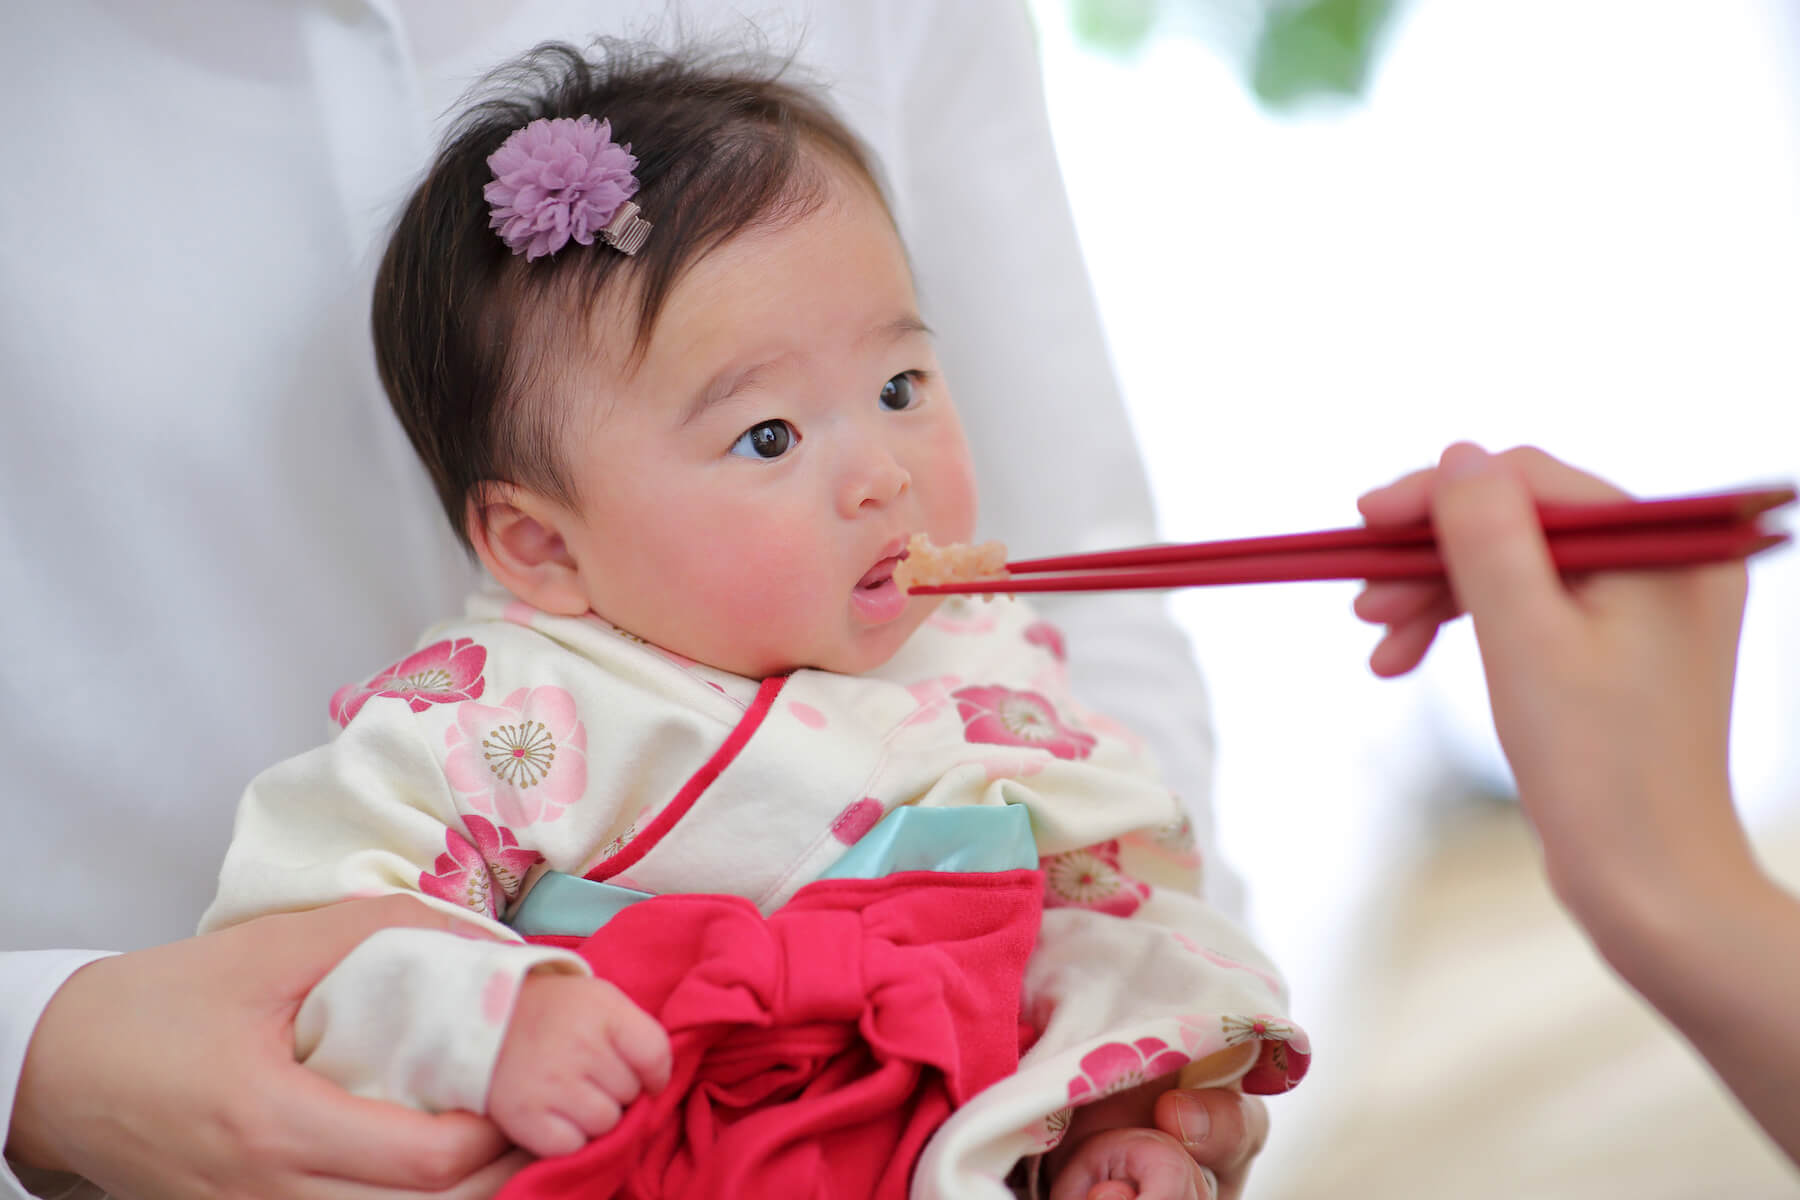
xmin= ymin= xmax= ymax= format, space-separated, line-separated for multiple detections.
xmin=552 ymin=167 xmax=978 ymax=676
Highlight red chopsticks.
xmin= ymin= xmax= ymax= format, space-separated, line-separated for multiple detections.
xmin=905 ymin=484 xmax=1796 ymax=596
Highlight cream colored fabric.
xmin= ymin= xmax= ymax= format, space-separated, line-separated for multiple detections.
xmin=199 ymin=594 xmax=1293 ymax=1187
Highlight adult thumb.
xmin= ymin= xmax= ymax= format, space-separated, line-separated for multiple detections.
xmin=1429 ymin=443 xmax=1569 ymax=660
xmin=243 ymin=894 xmax=491 ymax=995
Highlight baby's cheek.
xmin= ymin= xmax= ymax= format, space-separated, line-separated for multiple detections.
xmin=924 ymin=437 xmax=979 ymax=542
xmin=680 ymin=545 xmax=830 ymax=671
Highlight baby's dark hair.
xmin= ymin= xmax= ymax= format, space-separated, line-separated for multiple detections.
xmin=372 ymin=39 xmax=886 ymax=548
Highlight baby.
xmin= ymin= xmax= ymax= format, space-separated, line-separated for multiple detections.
xmin=200 ymin=40 xmax=1305 ymax=1200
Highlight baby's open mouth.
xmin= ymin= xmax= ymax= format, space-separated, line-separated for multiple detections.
xmin=857 ymin=556 xmax=901 ymax=590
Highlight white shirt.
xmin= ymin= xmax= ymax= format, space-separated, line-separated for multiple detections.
xmin=0 ymin=2 xmax=1227 ymax=1193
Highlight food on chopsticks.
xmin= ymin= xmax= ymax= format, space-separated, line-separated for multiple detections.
xmin=902 ymin=483 xmax=1797 ymax=596
xmin=894 ymin=533 xmax=1010 ymax=593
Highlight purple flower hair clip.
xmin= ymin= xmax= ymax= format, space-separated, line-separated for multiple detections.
xmin=484 ymin=115 xmax=652 ymax=261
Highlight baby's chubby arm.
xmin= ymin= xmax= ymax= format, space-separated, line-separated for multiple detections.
xmin=291 ymin=922 xmax=672 ymax=1155
xmin=202 ymin=689 xmax=669 ymax=1152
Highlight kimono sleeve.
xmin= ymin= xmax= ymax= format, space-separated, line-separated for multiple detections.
xmin=197 ymin=694 xmax=587 ymax=1113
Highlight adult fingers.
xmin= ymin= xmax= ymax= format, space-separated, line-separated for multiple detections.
xmin=1352 ymin=579 xmax=1447 ymax=626
xmin=1359 ymin=444 xmax=1626 ymax=527
xmin=250 ymin=895 xmax=498 ymax=997
xmin=1486 ymin=444 xmax=1630 ymax=506
xmin=269 ymin=1065 xmax=512 ymax=1191
xmin=1356 ymin=464 xmax=1437 ymax=526
xmin=1367 ymin=606 xmax=1455 ymax=678
xmin=296 ymin=1148 xmax=532 ymax=1200
xmin=239 ymin=899 xmax=515 ymax=1189
xmin=1153 ymin=1089 xmax=1268 ymax=1197
xmin=430 ymin=1149 xmax=533 ymax=1200
xmin=1428 ymin=443 xmax=1577 ymax=661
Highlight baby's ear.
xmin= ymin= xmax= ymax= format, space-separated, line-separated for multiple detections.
xmin=466 ymin=483 xmax=591 ymax=617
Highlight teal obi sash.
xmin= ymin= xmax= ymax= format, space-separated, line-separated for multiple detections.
xmin=508 ymin=804 xmax=1038 ymax=939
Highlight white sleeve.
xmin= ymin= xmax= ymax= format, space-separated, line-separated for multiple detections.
xmin=881 ymin=0 xmax=1244 ymax=916
xmin=296 ymin=929 xmax=584 ymax=1113
xmin=1 ymin=951 xmax=115 ymax=1200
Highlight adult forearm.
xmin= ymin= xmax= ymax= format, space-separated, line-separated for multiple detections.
xmin=1576 ymin=841 xmax=1800 ymax=1164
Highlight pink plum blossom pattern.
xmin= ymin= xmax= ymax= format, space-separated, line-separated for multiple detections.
xmin=1151 ymin=813 xmax=1198 ymax=854
xmin=330 ymin=638 xmax=487 ymax=727
xmin=1220 ymin=1014 xmax=1311 ymax=1094
xmin=418 ymin=814 xmax=543 ymax=919
xmin=1023 ymin=620 xmax=1067 ymax=662
xmin=951 ymin=685 xmax=1096 ymax=761
xmin=446 ymin=686 xmax=588 ymax=826
xmin=592 ymin=824 xmax=639 ymax=866
xmin=897 ymin=675 xmax=961 ymax=733
xmin=1120 ymin=813 xmax=1202 ymax=871
xmin=830 ymin=798 xmax=884 ymax=844
xmin=927 ymin=606 xmax=997 ymax=636
xmin=1042 ymin=840 xmax=1150 ymax=917
xmin=1066 ymin=1037 xmax=1189 ymax=1105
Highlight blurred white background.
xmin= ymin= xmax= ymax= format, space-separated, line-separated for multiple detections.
xmin=1027 ymin=0 xmax=1800 ymax=1192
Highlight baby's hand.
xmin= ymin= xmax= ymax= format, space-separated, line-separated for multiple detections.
xmin=487 ymin=971 xmax=672 ymax=1158
xmin=1050 ymin=1127 xmax=1214 ymax=1200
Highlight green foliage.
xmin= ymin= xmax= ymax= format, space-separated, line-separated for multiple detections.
xmin=1055 ymin=0 xmax=1404 ymax=107
xmin=1066 ymin=0 xmax=1163 ymax=58
xmin=1251 ymin=0 xmax=1400 ymax=107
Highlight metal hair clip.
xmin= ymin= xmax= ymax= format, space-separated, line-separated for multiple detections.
xmin=599 ymin=201 xmax=652 ymax=256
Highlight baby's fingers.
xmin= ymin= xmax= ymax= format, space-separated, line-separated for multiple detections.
xmin=607 ymin=997 xmax=673 ymax=1093
xmin=501 ymin=1103 xmax=591 ymax=1160
xmin=553 ymin=1076 xmax=624 ymax=1141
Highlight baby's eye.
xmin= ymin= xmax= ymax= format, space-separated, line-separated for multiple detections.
xmin=879 ymin=373 xmax=922 ymax=412
xmin=729 ymin=419 xmax=797 ymax=459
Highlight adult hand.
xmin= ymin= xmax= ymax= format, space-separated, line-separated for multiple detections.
xmin=1356 ymin=444 xmax=1800 ymax=1164
xmin=9 ymin=896 xmax=527 ymax=1200
xmin=1150 ymin=1088 xmax=1268 ymax=1199
xmin=1049 ymin=1079 xmax=1267 ymax=1200
xmin=1353 ymin=442 xmax=1753 ymax=916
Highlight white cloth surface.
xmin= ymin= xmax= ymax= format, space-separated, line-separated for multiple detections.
xmin=0 ymin=1 xmax=1226 ymax=1193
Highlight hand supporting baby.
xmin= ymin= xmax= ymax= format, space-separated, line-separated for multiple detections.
xmin=1047 ymin=1078 xmax=1268 ymax=1200
xmin=487 ymin=971 xmax=673 ymax=1158
xmin=486 ymin=973 xmax=1269 ymax=1194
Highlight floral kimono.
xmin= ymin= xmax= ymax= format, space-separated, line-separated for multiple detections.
xmin=200 ymin=589 xmax=1308 ymax=1199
